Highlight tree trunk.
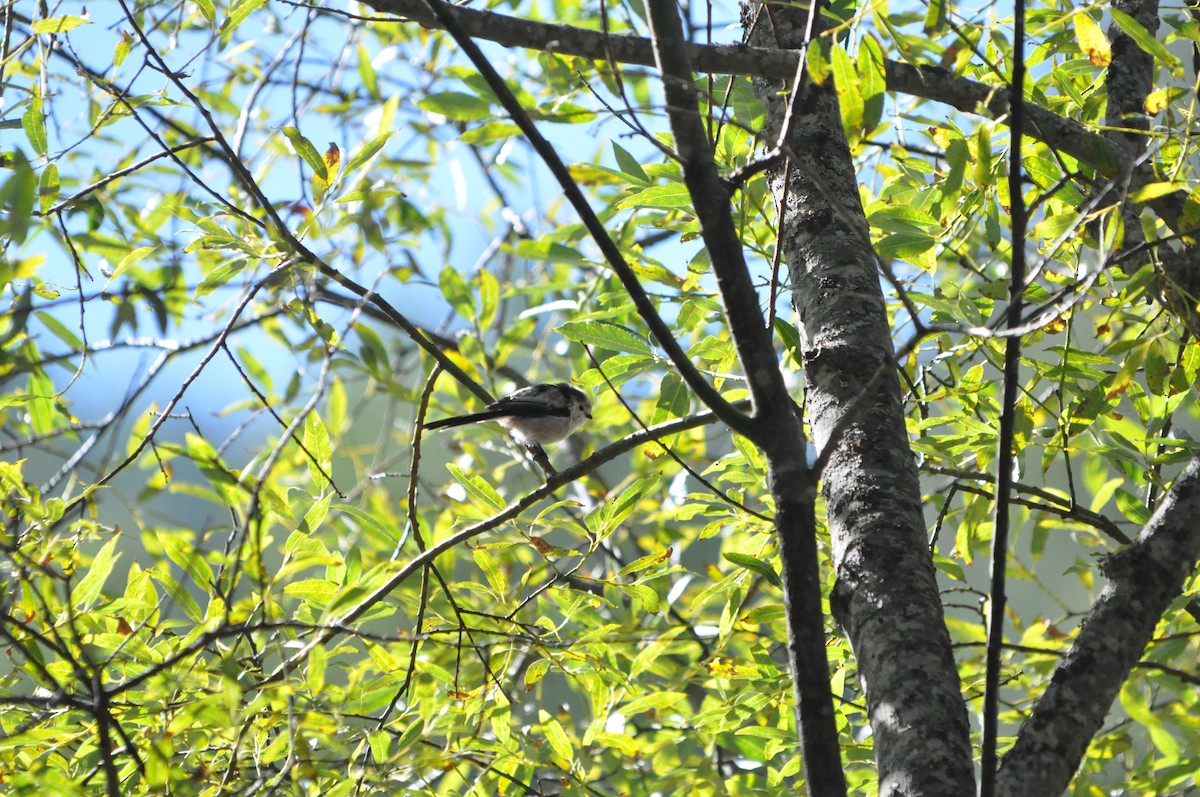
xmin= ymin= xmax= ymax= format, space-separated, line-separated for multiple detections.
xmin=742 ymin=4 xmax=976 ymax=794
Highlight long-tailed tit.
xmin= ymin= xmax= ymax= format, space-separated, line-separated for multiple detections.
xmin=425 ymin=383 xmax=592 ymax=447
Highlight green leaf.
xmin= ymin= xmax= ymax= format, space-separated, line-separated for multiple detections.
xmin=194 ymin=257 xmax=246 ymax=298
xmin=156 ymin=530 xmax=215 ymax=591
xmin=151 ymin=569 xmax=203 ymax=622
xmin=1110 ymin=8 xmax=1182 ymax=75
xmin=943 ymin=138 xmax=968 ymax=198
xmin=558 ymin=320 xmax=653 ymax=356
xmin=304 ymin=411 xmax=332 ymax=492
xmin=652 ymin=371 xmax=689 ymax=423
xmin=417 ymin=92 xmax=493 ymax=122
xmin=477 ymin=268 xmax=499 ymax=329
xmin=723 ymin=552 xmax=782 ymax=588
xmin=284 ymin=578 xmax=340 ymax=603
xmin=615 ymin=548 xmax=672 ymax=579
xmin=72 ymin=538 xmax=121 ymax=608
xmin=35 ymin=311 xmax=82 ymax=349
xmin=223 ymin=0 xmax=266 ymax=33
xmin=344 ymin=132 xmax=393 ymax=175
xmin=282 ymin=126 xmax=328 ymax=180
xmin=923 ymin=0 xmax=947 ymax=34
xmin=1128 ymin=182 xmax=1184 ymax=203
xmin=541 ymin=712 xmax=574 ymax=763
xmin=775 ymin=318 xmax=803 ymax=365
xmin=615 ymin=183 xmax=692 ymax=210
xmin=333 ymin=503 xmax=403 ymax=544
xmin=831 ymin=44 xmax=863 ymax=145
xmin=620 ymin=691 xmax=688 ymax=716
xmin=356 ymin=42 xmax=380 ymax=100
xmin=114 ymin=31 xmax=132 ymax=66
xmin=473 ymin=547 xmax=506 ymax=596
xmin=869 ymin=206 xmax=938 ymax=233
xmin=591 ymin=475 xmax=659 ymax=543
xmin=447 ymin=464 xmax=506 ymax=511
xmin=619 ymin=582 xmax=660 ymax=613
xmin=459 ymin=121 xmax=522 ymax=145
xmin=37 ymin=163 xmax=58 ymax=213
xmin=26 ymin=369 xmax=55 ymax=434
xmin=1113 ymin=488 xmax=1150 ymax=526
xmin=308 ymin=644 xmax=327 ymax=694
xmin=439 ymin=267 xmax=475 ymax=321
xmin=22 ymin=95 xmax=47 ymax=156
xmin=612 ymin=142 xmax=649 ymax=185
xmin=301 ymin=494 xmax=332 ymax=536
xmin=191 ymin=0 xmax=217 ymax=25
xmin=876 ymin=231 xmax=937 ymax=260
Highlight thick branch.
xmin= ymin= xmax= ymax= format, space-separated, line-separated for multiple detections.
xmin=363 ymin=0 xmax=1123 ymax=178
xmin=640 ymin=1 xmax=796 ymax=428
xmin=363 ymin=0 xmax=1200 ymax=239
xmin=643 ymin=1 xmax=844 ymax=793
xmin=996 ymin=455 xmax=1200 ymax=797
xmin=741 ymin=3 xmax=975 ymax=794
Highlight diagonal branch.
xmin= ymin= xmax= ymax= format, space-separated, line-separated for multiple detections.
xmin=996 ymin=455 xmax=1200 ymax=797
xmin=258 ymin=406 xmax=750 ymax=685
xmin=411 ymin=0 xmax=755 ymax=436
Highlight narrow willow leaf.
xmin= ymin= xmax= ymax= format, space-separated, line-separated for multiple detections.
xmin=558 ymin=320 xmax=653 ymax=356
xmin=37 ymin=164 xmax=58 ymax=213
xmin=32 ymin=15 xmax=91 ymax=33
xmin=417 ymin=92 xmax=493 ymax=122
xmin=724 ymin=552 xmax=782 ymax=588
xmin=615 ymin=183 xmax=692 ymax=210
xmin=282 ymin=126 xmax=328 ymax=180
xmin=304 ymin=412 xmax=332 ymax=492
xmin=612 ymin=141 xmax=649 ymax=184
xmin=447 ymin=464 xmax=506 ymax=511
xmin=1110 ymin=8 xmax=1182 ymax=75
xmin=73 ymin=538 xmax=120 ymax=608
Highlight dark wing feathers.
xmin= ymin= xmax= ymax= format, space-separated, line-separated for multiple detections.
xmin=487 ymin=395 xmax=570 ymax=417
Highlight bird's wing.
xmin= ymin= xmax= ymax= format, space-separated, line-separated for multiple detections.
xmin=488 ymin=396 xmax=570 ymax=417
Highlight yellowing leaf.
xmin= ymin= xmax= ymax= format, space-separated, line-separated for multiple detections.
xmin=1144 ymin=88 xmax=1167 ymax=114
xmin=1073 ymin=13 xmax=1111 ymax=67
xmin=313 ymin=142 xmax=340 ymax=201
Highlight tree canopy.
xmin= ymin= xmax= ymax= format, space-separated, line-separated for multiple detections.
xmin=2 ymin=0 xmax=1200 ymax=795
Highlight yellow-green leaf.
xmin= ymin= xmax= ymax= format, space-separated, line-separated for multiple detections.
xmin=304 ymin=411 xmax=332 ymax=492
xmin=447 ymin=464 xmax=506 ymax=511
xmin=32 ymin=15 xmax=91 ymax=33
xmin=1073 ymin=13 xmax=1111 ymax=67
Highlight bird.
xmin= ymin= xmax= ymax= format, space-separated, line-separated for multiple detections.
xmin=425 ymin=382 xmax=592 ymax=447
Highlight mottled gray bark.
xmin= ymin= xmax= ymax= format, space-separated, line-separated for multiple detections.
xmin=362 ymin=0 xmax=1200 ymax=790
xmin=740 ymin=5 xmax=975 ymax=796
xmin=995 ymin=3 xmax=1200 ymax=792
xmin=996 ymin=456 xmax=1200 ymax=797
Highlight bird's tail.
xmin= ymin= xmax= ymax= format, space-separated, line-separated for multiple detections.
xmin=424 ymin=410 xmax=507 ymax=430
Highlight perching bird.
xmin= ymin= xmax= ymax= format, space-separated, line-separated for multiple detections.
xmin=425 ymin=382 xmax=592 ymax=446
